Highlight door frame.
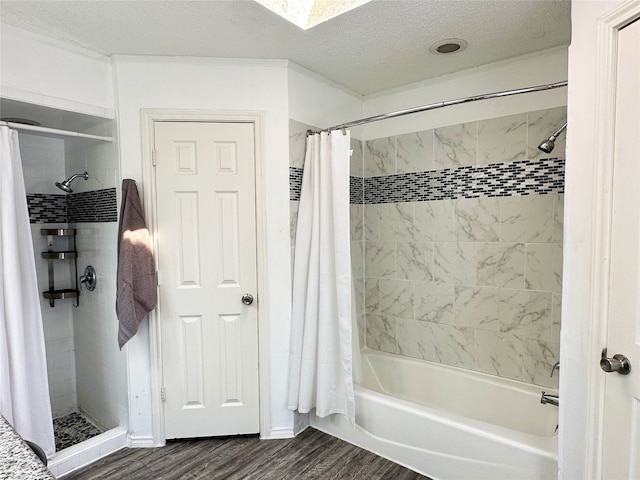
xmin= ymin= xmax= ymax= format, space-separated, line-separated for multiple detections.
xmin=561 ymin=2 xmax=640 ymax=478
xmin=140 ymin=109 xmax=271 ymax=444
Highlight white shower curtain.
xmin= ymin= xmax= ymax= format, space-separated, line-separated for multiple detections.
xmin=0 ymin=126 xmax=55 ymax=456
xmin=288 ymin=130 xmax=354 ymax=423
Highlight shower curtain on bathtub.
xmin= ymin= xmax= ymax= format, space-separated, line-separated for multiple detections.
xmin=288 ymin=130 xmax=355 ymax=423
xmin=0 ymin=126 xmax=55 ymax=456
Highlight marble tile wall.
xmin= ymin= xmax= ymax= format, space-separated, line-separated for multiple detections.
xmin=364 ymin=107 xmax=567 ymax=177
xmin=362 ymin=106 xmax=566 ymax=389
xmin=289 ymin=107 xmax=565 ymax=390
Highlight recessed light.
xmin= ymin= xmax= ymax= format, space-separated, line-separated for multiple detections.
xmin=430 ymin=39 xmax=468 ymax=55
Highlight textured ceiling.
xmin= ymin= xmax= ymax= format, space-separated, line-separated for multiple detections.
xmin=0 ymin=0 xmax=571 ymax=96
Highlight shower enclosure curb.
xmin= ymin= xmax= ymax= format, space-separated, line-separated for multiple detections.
xmin=47 ymin=426 xmax=127 ymax=477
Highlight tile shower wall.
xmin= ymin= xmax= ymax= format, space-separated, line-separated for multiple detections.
xmin=20 ymin=131 xmax=122 ymax=428
xmin=72 ymin=221 xmax=124 ymax=430
xmin=20 ymin=133 xmax=78 ymax=418
xmin=66 ymin=138 xmax=123 ymax=432
xmin=27 ymin=189 xmax=117 ymax=223
xmin=289 ymin=107 xmax=563 ymax=390
xmin=361 ymin=107 xmax=565 ymax=389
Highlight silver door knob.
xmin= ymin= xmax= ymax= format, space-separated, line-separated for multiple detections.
xmin=600 ymin=348 xmax=631 ymax=375
xmin=241 ymin=293 xmax=254 ymax=305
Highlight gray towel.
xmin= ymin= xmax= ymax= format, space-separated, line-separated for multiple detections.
xmin=116 ymin=179 xmax=157 ymax=349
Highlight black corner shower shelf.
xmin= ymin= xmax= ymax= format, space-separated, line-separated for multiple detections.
xmin=40 ymin=228 xmax=79 ymax=307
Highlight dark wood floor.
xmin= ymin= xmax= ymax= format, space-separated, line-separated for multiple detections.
xmin=61 ymin=428 xmax=430 ymax=479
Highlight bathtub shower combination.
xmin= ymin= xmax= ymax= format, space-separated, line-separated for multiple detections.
xmin=312 ymin=351 xmax=558 ymax=479
xmin=292 ymin=82 xmax=566 ymax=480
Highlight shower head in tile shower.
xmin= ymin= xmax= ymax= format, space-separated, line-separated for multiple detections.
xmin=55 ymin=172 xmax=89 ymax=193
xmin=537 ymin=123 xmax=567 ymax=154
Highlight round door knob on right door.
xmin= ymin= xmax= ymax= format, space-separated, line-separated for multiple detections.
xmin=241 ymin=293 xmax=254 ymax=305
xmin=600 ymin=348 xmax=631 ymax=375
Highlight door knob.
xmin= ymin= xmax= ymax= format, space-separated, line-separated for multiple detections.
xmin=241 ymin=293 xmax=254 ymax=305
xmin=600 ymin=348 xmax=631 ymax=375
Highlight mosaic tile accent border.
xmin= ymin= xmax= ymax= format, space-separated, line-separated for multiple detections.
xmin=289 ymin=167 xmax=365 ymax=205
xmin=365 ymin=158 xmax=564 ymax=204
xmin=290 ymin=167 xmax=303 ymax=201
xmin=27 ymin=194 xmax=68 ymax=223
xmin=290 ymin=158 xmax=564 ymax=205
xmin=350 ymin=176 xmax=364 ymax=204
xmin=27 ymin=188 xmax=117 ymax=224
xmin=68 ymin=188 xmax=117 ymax=223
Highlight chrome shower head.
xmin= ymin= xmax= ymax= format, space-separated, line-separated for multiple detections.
xmin=55 ymin=172 xmax=89 ymax=193
xmin=537 ymin=123 xmax=567 ymax=154
xmin=55 ymin=181 xmax=73 ymax=193
xmin=538 ymin=139 xmax=555 ymax=154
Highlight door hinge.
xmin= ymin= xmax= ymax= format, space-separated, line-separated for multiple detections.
xmin=161 ymin=385 xmax=166 ymax=402
xmin=152 ymin=150 xmax=157 ymax=166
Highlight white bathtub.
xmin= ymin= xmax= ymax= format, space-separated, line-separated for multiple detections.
xmin=310 ymin=349 xmax=558 ymax=480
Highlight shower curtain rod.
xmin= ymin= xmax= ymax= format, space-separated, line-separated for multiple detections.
xmin=311 ymin=80 xmax=567 ymax=134
xmin=0 ymin=120 xmax=113 ymax=142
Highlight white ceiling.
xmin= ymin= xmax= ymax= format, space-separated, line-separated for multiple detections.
xmin=0 ymin=0 xmax=571 ymax=96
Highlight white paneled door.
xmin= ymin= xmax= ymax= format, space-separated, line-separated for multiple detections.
xmin=601 ymin=16 xmax=640 ymax=479
xmin=154 ymin=121 xmax=259 ymax=439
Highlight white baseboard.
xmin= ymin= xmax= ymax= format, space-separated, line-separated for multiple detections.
xmin=126 ymin=434 xmax=157 ymax=447
xmin=260 ymin=426 xmax=295 ymax=440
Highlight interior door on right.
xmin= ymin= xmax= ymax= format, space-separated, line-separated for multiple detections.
xmin=601 ymin=16 xmax=640 ymax=479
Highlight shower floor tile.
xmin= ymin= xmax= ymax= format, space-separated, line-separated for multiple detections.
xmin=53 ymin=412 xmax=103 ymax=451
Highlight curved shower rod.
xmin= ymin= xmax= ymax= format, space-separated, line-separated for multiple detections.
xmin=309 ymin=80 xmax=568 ymax=135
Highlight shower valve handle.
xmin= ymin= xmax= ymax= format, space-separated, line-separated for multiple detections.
xmin=80 ymin=265 xmax=97 ymax=292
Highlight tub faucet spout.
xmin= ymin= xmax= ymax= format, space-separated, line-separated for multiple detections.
xmin=540 ymin=391 xmax=559 ymax=407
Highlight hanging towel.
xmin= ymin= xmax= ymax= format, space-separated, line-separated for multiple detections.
xmin=116 ymin=179 xmax=157 ymax=349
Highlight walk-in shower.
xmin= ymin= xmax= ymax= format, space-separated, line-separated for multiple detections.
xmin=55 ymin=172 xmax=89 ymax=193
xmin=4 ymin=95 xmax=126 ymax=477
xmin=538 ymin=123 xmax=568 ymax=154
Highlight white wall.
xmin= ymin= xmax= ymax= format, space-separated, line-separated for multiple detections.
xmin=361 ymin=48 xmax=568 ymax=140
xmin=0 ymin=24 xmax=114 ymax=116
xmin=288 ymin=64 xmax=363 ymax=135
xmin=112 ymin=56 xmax=294 ymax=440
